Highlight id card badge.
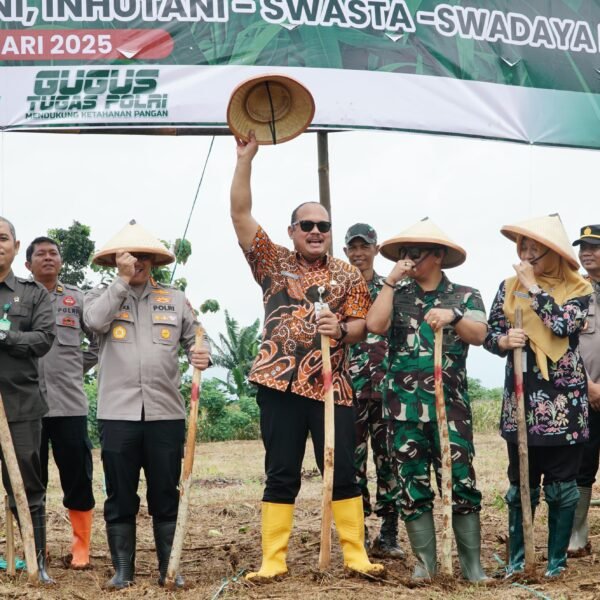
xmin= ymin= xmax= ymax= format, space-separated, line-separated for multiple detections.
xmin=0 ymin=303 xmax=11 ymax=332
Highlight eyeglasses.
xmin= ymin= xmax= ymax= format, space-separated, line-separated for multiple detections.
xmin=399 ymin=247 xmax=436 ymax=260
xmin=293 ymin=220 xmax=332 ymax=233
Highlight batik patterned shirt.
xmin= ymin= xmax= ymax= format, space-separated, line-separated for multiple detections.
xmin=485 ymin=280 xmax=590 ymax=446
xmin=245 ymin=226 xmax=371 ymax=406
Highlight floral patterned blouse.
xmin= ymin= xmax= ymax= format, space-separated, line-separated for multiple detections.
xmin=484 ymin=281 xmax=590 ymax=447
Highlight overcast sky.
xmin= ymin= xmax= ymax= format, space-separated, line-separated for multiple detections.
xmin=0 ymin=129 xmax=597 ymax=388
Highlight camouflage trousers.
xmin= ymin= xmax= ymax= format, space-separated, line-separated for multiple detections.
xmin=354 ymin=395 xmax=399 ymax=517
xmin=389 ymin=420 xmax=482 ymax=522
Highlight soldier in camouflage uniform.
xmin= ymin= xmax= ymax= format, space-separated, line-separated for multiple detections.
xmin=367 ymin=218 xmax=488 ymax=582
xmin=344 ymin=223 xmax=403 ymax=559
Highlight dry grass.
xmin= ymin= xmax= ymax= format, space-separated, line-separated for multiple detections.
xmin=1 ymin=434 xmax=600 ymax=599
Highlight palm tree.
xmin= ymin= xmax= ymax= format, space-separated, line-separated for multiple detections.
xmin=209 ymin=311 xmax=261 ymax=400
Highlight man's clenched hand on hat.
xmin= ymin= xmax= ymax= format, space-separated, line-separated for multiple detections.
xmin=236 ymin=130 xmax=259 ymax=162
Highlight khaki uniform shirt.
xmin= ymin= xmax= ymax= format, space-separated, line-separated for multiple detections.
xmin=580 ymin=280 xmax=600 ymax=384
xmin=38 ymin=281 xmax=98 ymax=417
xmin=84 ymin=277 xmax=200 ymax=421
xmin=0 ymin=271 xmax=55 ymax=422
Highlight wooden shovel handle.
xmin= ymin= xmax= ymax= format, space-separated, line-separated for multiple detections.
xmin=434 ymin=328 xmax=453 ymax=577
xmin=166 ymin=326 xmax=205 ymax=588
xmin=318 ymin=334 xmax=335 ymax=570
xmin=513 ymin=308 xmax=536 ymax=575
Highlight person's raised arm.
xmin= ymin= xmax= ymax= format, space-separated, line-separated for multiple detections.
xmin=230 ymin=132 xmax=260 ymax=251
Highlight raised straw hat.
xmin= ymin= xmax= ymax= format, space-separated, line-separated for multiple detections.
xmin=92 ymin=220 xmax=175 ymax=267
xmin=227 ymin=74 xmax=315 ymax=145
xmin=379 ymin=217 xmax=467 ymax=268
xmin=500 ymin=213 xmax=579 ymax=270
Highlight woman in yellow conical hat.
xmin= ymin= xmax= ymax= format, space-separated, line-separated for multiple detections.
xmin=484 ymin=213 xmax=592 ymax=579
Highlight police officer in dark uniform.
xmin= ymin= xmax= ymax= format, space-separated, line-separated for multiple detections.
xmin=0 ymin=217 xmax=55 ymax=583
xmin=25 ymin=236 xmax=97 ymax=569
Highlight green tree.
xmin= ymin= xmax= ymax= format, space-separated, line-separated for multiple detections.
xmin=47 ymin=221 xmax=95 ymax=288
xmin=194 ymin=379 xmax=260 ymax=442
xmin=468 ymin=377 xmax=503 ymax=402
xmin=209 ymin=311 xmax=261 ymax=400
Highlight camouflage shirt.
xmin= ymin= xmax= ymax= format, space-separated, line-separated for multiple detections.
xmin=383 ymin=273 xmax=487 ymax=423
xmin=349 ymin=272 xmax=388 ymax=400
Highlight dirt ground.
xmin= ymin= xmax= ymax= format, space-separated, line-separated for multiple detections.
xmin=2 ymin=433 xmax=600 ymax=599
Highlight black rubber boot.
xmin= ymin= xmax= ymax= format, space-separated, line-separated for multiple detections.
xmin=30 ymin=507 xmax=55 ymax=584
xmin=105 ymin=522 xmax=136 ymax=589
xmin=371 ymin=512 xmax=405 ymax=559
xmin=153 ymin=520 xmax=185 ymax=588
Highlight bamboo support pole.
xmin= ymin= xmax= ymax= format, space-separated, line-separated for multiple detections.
xmin=318 ymin=333 xmax=335 ymax=570
xmin=433 ymin=328 xmax=453 ymax=577
xmin=165 ymin=327 xmax=205 ymax=589
xmin=513 ymin=307 xmax=536 ymax=576
xmin=0 ymin=392 xmax=38 ymax=584
xmin=317 ymin=132 xmax=333 ymax=254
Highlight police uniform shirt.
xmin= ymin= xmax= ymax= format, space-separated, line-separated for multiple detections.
xmin=0 ymin=271 xmax=55 ymax=422
xmin=38 ymin=281 xmax=98 ymax=418
xmin=580 ymin=280 xmax=600 ymax=383
xmin=84 ymin=277 xmax=202 ymax=421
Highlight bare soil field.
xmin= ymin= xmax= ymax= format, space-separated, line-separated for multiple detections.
xmin=2 ymin=433 xmax=600 ymax=599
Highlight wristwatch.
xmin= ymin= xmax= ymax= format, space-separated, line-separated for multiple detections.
xmin=450 ymin=307 xmax=464 ymax=326
xmin=528 ymin=284 xmax=542 ymax=296
xmin=337 ymin=322 xmax=348 ymax=341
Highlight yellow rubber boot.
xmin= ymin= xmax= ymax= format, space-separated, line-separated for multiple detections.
xmin=69 ymin=509 xmax=93 ymax=569
xmin=332 ymin=497 xmax=385 ymax=576
xmin=246 ymin=502 xmax=294 ymax=581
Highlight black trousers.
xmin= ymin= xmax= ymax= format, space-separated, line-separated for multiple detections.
xmin=576 ymin=407 xmax=600 ymax=487
xmin=99 ymin=419 xmax=185 ymax=524
xmin=41 ymin=416 xmax=95 ymax=511
xmin=257 ymin=385 xmax=360 ymax=504
xmin=507 ymin=441 xmax=584 ymax=487
xmin=0 ymin=419 xmax=45 ymax=511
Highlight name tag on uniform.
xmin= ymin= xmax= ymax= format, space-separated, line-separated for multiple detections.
xmin=281 ymin=271 xmax=300 ymax=280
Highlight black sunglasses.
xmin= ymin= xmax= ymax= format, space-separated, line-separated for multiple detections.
xmin=399 ymin=246 xmax=436 ymax=260
xmin=293 ymin=220 xmax=332 ymax=233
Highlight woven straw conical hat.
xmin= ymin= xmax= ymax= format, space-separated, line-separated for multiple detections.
xmin=501 ymin=213 xmax=579 ymax=270
xmin=379 ymin=217 xmax=466 ymax=268
xmin=227 ymin=74 xmax=315 ymax=145
xmin=93 ymin=220 xmax=175 ymax=267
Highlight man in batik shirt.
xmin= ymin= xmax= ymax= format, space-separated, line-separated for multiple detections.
xmin=344 ymin=223 xmax=403 ymax=558
xmin=231 ymin=132 xmax=383 ymax=580
xmin=367 ymin=218 xmax=488 ymax=582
